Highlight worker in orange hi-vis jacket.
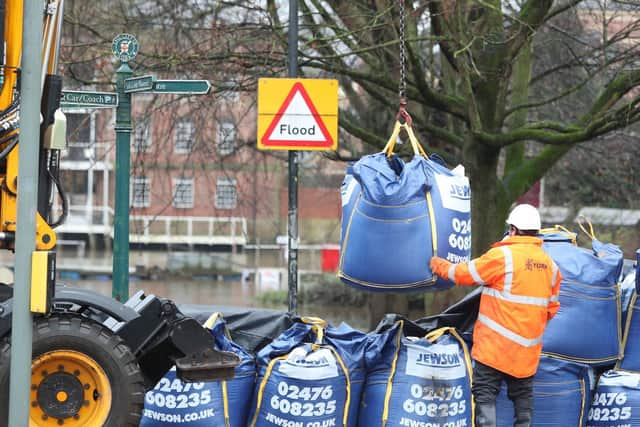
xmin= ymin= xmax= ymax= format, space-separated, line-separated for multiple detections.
xmin=430 ymin=204 xmax=562 ymax=427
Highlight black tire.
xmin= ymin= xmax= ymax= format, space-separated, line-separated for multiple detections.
xmin=0 ymin=315 xmax=145 ymax=427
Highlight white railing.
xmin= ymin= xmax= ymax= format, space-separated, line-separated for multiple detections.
xmin=125 ymin=215 xmax=248 ymax=246
xmin=54 ymin=205 xmax=247 ymax=246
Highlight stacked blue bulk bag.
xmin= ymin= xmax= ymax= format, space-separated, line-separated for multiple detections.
xmin=247 ymin=317 xmax=369 ymax=427
xmin=338 ymin=121 xmax=471 ymax=292
xmin=540 ymin=228 xmax=623 ymax=365
xmin=587 ymin=370 xmax=640 ymax=427
xmin=359 ymin=323 xmax=474 ymax=427
xmin=620 ymin=268 xmax=636 ymax=333
xmin=618 ymin=250 xmax=640 ymax=373
xmin=140 ymin=314 xmax=255 ymax=427
xmin=496 ymin=356 xmax=594 ymax=426
xmin=619 ymin=290 xmax=640 ymax=373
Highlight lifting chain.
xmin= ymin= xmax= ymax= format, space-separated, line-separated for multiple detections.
xmin=397 ymin=0 xmax=412 ymax=125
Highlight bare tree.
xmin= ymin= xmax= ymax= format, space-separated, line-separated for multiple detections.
xmin=60 ymin=0 xmax=640 ymax=254
xmin=279 ymin=0 xmax=640 ymax=252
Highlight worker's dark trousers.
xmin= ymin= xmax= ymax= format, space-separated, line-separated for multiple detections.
xmin=472 ymin=361 xmax=534 ymax=427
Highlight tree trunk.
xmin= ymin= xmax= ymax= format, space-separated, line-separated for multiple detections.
xmin=464 ymin=140 xmax=510 ymax=255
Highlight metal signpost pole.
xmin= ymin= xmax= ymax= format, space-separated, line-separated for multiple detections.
xmin=111 ymin=34 xmax=138 ymax=301
xmin=113 ymin=62 xmax=132 ymax=301
xmin=287 ymin=0 xmax=299 ymax=315
xmin=9 ymin=1 xmax=42 ymax=424
xmin=108 ymin=35 xmax=209 ymax=300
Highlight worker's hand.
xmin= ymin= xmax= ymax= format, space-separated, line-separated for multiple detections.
xmin=430 ymin=256 xmax=450 ymax=278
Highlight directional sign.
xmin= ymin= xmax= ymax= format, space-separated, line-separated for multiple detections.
xmin=258 ymin=78 xmax=338 ymax=151
xmin=153 ymin=80 xmax=211 ymax=94
xmin=60 ymin=90 xmax=118 ymax=108
xmin=124 ymin=75 xmax=154 ymax=93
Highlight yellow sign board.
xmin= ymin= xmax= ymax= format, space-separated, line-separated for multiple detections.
xmin=257 ymin=78 xmax=338 ymax=151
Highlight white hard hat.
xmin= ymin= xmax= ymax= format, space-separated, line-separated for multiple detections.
xmin=506 ymin=204 xmax=541 ymax=231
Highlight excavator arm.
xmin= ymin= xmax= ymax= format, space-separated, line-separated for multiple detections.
xmin=0 ymin=2 xmax=239 ymax=425
xmin=0 ymin=0 xmax=57 ymax=251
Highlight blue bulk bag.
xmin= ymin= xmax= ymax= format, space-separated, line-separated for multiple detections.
xmin=340 ymin=162 xmax=359 ymax=245
xmin=496 ymin=356 xmax=593 ymax=427
xmin=618 ymin=290 xmax=640 ymax=373
xmin=618 ymin=250 xmax=640 ymax=373
xmin=540 ymin=227 xmax=623 ymax=365
xmin=587 ymin=370 xmax=640 ymax=426
xmin=140 ymin=313 xmax=256 ymax=427
xmin=247 ymin=318 xmax=369 ymax=427
xmin=338 ymin=121 xmax=471 ymax=292
xmin=620 ymin=268 xmax=636 ymax=332
xmin=359 ymin=323 xmax=474 ymax=427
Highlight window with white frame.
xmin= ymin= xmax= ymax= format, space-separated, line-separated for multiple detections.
xmin=131 ymin=176 xmax=151 ymax=208
xmin=172 ymin=178 xmax=194 ymax=209
xmin=133 ymin=120 xmax=151 ymax=152
xmin=215 ymin=178 xmax=237 ymax=209
xmin=175 ymin=119 xmax=196 ymax=153
xmin=217 ymin=121 xmax=236 ymax=155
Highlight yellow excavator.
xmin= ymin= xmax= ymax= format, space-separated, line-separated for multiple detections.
xmin=0 ymin=1 xmax=239 ymax=426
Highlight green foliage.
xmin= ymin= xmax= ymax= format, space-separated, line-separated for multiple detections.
xmin=298 ymin=273 xmax=368 ymax=306
xmin=254 ymin=272 xmax=476 ymax=322
xmin=253 ymin=289 xmax=288 ymax=308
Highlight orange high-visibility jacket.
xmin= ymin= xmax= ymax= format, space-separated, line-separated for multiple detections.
xmin=438 ymin=236 xmax=561 ymax=378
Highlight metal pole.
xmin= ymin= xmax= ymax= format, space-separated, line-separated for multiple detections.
xmin=287 ymin=0 xmax=299 ymax=314
xmin=112 ymin=63 xmax=133 ymax=301
xmin=9 ymin=0 xmax=43 ymax=424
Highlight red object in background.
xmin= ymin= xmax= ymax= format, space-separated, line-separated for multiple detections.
xmin=321 ymin=244 xmax=341 ymax=273
xmin=517 ymin=181 xmax=541 ymax=207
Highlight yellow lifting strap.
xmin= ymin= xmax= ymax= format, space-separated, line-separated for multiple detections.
xmin=383 ymin=120 xmax=429 ymax=159
xmin=577 ymin=215 xmax=598 ymax=241
xmin=301 ymin=316 xmax=328 ymax=344
xmin=539 ymin=225 xmax=577 ymax=245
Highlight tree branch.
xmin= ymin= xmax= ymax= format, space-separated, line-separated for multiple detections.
xmin=479 ymin=69 xmax=640 ymax=146
xmin=304 ymin=59 xmax=468 ymax=119
xmin=507 ymin=0 xmax=554 ymax=59
xmin=546 ymin=0 xmax=585 ymax=22
xmin=427 ymin=0 xmax=459 ymax=72
xmin=338 ymin=111 xmax=388 ymax=150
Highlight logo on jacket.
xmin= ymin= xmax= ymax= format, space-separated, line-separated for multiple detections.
xmin=525 ymin=258 xmax=548 ymax=271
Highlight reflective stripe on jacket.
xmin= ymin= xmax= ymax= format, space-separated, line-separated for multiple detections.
xmin=446 ymin=235 xmax=561 ymax=378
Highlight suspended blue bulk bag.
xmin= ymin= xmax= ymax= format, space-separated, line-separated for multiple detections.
xmin=247 ymin=318 xmax=369 ymax=427
xmin=140 ymin=314 xmax=256 ymax=427
xmin=587 ymin=370 xmax=640 ymax=427
xmin=340 ymin=162 xmax=359 ymax=245
xmin=540 ymin=228 xmax=623 ymax=365
xmin=359 ymin=323 xmax=474 ymax=427
xmin=424 ymin=160 xmax=471 ymax=266
xmin=496 ymin=356 xmax=593 ymax=427
xmin=338 ymin=121 xmax=470 ymax=292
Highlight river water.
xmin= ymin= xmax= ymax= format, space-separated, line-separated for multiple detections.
xmin=2 ymin=247 xmax=382 ymax=331
xmin=61 ymin=277 xmax=376 ymax=331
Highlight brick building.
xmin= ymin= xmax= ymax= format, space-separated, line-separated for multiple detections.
xmin=57 ymin=85 xmax=344 ymax=249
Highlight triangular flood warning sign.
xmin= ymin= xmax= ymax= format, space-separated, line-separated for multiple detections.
xmin=261 ymin=82 xmax=334 ymax=148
